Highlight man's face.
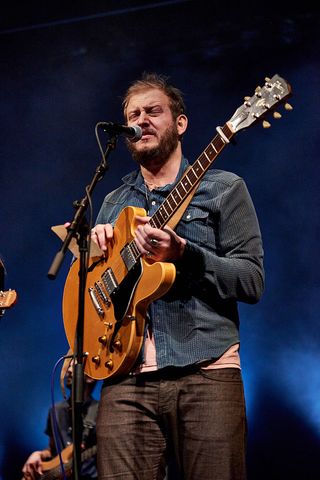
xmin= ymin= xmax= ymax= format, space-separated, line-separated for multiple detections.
xmin=65 ymin=363 xmax=96 ymax=390
xmin=125 ymin=88 xmax=180 ymax=167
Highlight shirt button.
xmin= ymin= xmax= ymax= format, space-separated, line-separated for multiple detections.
xmin=151 ymin=200 xmax=156 ymax=205
xmin=186 ymin=214 xmax=191 ymax=219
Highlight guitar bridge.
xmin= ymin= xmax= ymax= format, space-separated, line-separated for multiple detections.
xmin=88 ymin=287 xmax=104 ymax=317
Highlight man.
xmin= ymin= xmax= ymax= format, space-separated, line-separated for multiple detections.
xmin=91 ymin=73 xmax=264 ymax=479
xmin=21 ymin=363 xmax=98 ymax=480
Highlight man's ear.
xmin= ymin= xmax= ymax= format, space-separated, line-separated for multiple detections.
xmin=176 ymin=114 xmax=188 ymax=136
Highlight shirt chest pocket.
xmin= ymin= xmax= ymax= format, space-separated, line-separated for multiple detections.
xmin=179 ymin=207 xmax=212 ymax=247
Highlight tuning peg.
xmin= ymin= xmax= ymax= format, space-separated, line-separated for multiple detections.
xmin=255 ymin=86 xmax=262 ymax=98
xmin=273 ymin=111 xmax=282 ymax=119
xmin=244 ymin=96 xmax=251 ymax=101
xmin=262 ymin=120 xmax=271 ymax=129
xmin=284 ymin=103 xmax=293 ymax=111
xmin=265 ymin=77 xmax=271 ymax=82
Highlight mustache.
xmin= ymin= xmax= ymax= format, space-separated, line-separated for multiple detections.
xmin=142 ymin=128 xmax=156 ymax=136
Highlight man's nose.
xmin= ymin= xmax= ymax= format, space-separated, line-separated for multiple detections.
xmin=137 ymin=111 xmax=150 ymax=125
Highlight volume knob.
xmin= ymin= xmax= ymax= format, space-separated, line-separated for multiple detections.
xmin=98 ymin=335 xmax=108 ymax=346
xmin=92 ymin=355 xmax=101 ymax=366
xmin=105 ymin=359 xmax=114 ymax=370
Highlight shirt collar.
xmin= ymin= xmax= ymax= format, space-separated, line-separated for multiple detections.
xmin=121 ymin=156 xmax=190 ymax=190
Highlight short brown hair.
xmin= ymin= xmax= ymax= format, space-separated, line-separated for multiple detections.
xmin=123 ymin=72 xmax=186 ymax=120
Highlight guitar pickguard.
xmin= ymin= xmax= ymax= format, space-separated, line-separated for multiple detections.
xmin=111 ymin=259 xmax=142 ymax=322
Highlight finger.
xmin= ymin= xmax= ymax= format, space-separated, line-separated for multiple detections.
xmin=134 ymin=233 xmax=150 ymax=256
xmin=91 ymin=224 xmax=113 ymax=251
xmin=135 ymin=227 xmax=149 ymax=252
xmin=24 ymin=466 xmax=35 ymax=480
xmin=135 ymin=215 xmax=151 ymax=225
xmin=141 ymin=224 xmax=163 ymax=245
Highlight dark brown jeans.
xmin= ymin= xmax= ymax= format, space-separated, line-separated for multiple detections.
xmin=97 ymin=367 xmax=247 ymax=480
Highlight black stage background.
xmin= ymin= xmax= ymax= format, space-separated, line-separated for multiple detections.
xmin=1 ymin=1 xmax=319 ymax=478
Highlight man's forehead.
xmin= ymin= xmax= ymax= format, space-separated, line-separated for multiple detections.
xmin=126 ymin=88 xmax=169 ymax=110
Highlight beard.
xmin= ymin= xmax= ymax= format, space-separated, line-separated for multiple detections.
xmin=126 ymin=123 xmax=180 ymax=168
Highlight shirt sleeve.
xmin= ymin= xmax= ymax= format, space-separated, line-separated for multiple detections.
xmin=176 ymin=178 xmax=264 ymax=304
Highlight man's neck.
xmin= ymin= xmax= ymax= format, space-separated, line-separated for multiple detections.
xmin=141 ymin=147 xmax=182 ymax=190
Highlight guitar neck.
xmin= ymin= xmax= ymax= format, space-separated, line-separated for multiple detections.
xmin=149 ymin=123 xmax=234 ymax=229
xmin=148 ymin=73 xmax=292 ymax=232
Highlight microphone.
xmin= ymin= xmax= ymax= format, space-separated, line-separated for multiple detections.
xmin=99 ymin=122 xmax=142 ymax=142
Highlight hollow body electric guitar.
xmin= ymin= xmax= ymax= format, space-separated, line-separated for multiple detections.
xmin=63 ymin=74 xmax=292 ymax=380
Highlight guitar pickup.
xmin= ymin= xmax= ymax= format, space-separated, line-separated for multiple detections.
xmin=94 ymin=281 xmax=110 ymax=306
xmin=102 ymin=268 xmax=118 ymax=295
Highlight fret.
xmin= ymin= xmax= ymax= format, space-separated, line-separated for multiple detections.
xmin=194 ymin=162 xmax=205 ymax=175
xmin=149 ymin=217 xmax=157 ymax=228
xmin=177 ymin=182 xmax=187 ymax=197
xmin=172 ymin=188 xmax=182 ymax=202
xmin=186 ymin=168 xmax=198 ymax=184
xmin=203 ymin=150 xmax=212 ymax=164
xmin=208 ymin=141 xmax=217 ymax=155
xmin=168 ymin=191 xmax=178 ymax=207
xmin=208 ymin=142 xmax=217 ymax=154
xmin=149 ymin=215 xmax=157 ymax=228
xmin=158 ymin=205 xmax=169 ymax=220
xmin=213 ymin=134 xmax=225 ymax=151
xmin=151 ymin=210 xmax=165 ymax=229
xmin=161 ymin=202 xmax=171 ymax=216
xmin=199 ymin=152 xmax=211 ymax=170
xmin=182 ymin=175 xmax=192 ymax=192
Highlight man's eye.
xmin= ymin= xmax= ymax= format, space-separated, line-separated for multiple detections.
xmin=149 ymin=108 xmax=162 ymax=115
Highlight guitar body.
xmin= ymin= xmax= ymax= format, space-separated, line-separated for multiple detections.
xmin=63 ymin=206 xmax=176 ymax=380
xmin=41 ymin=443 xmax=97 ymax=479
xmin=41 ymin=444 xmax=73 ymax=476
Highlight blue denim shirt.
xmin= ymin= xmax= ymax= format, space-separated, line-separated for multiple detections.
xmin=96 ymin=157 xmax=264 ymax=369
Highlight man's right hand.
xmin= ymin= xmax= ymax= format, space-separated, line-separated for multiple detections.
xmin=91 ymin=223 xmax=114 ymax=251
xmin=22 ymin=449 xmax=50 ymax=479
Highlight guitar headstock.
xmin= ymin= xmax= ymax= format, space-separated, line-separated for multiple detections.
xmin=228 ymin=74 xmax=292 ymax=133
xmin=0 ymin=290 xmax=18 ymax=310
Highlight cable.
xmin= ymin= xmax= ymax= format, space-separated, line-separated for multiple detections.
xmin=50 ymin=354 xmax=74 ymax=480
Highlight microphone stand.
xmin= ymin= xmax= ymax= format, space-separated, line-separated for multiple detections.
xmin=47 ymin=132 xmax=117 ymax=480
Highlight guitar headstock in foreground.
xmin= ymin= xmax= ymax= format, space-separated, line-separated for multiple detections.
xmin=228 ymin=74 xmax=292 ymax=133
xmin=0 ymin=290 xmax=18 ymax=311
